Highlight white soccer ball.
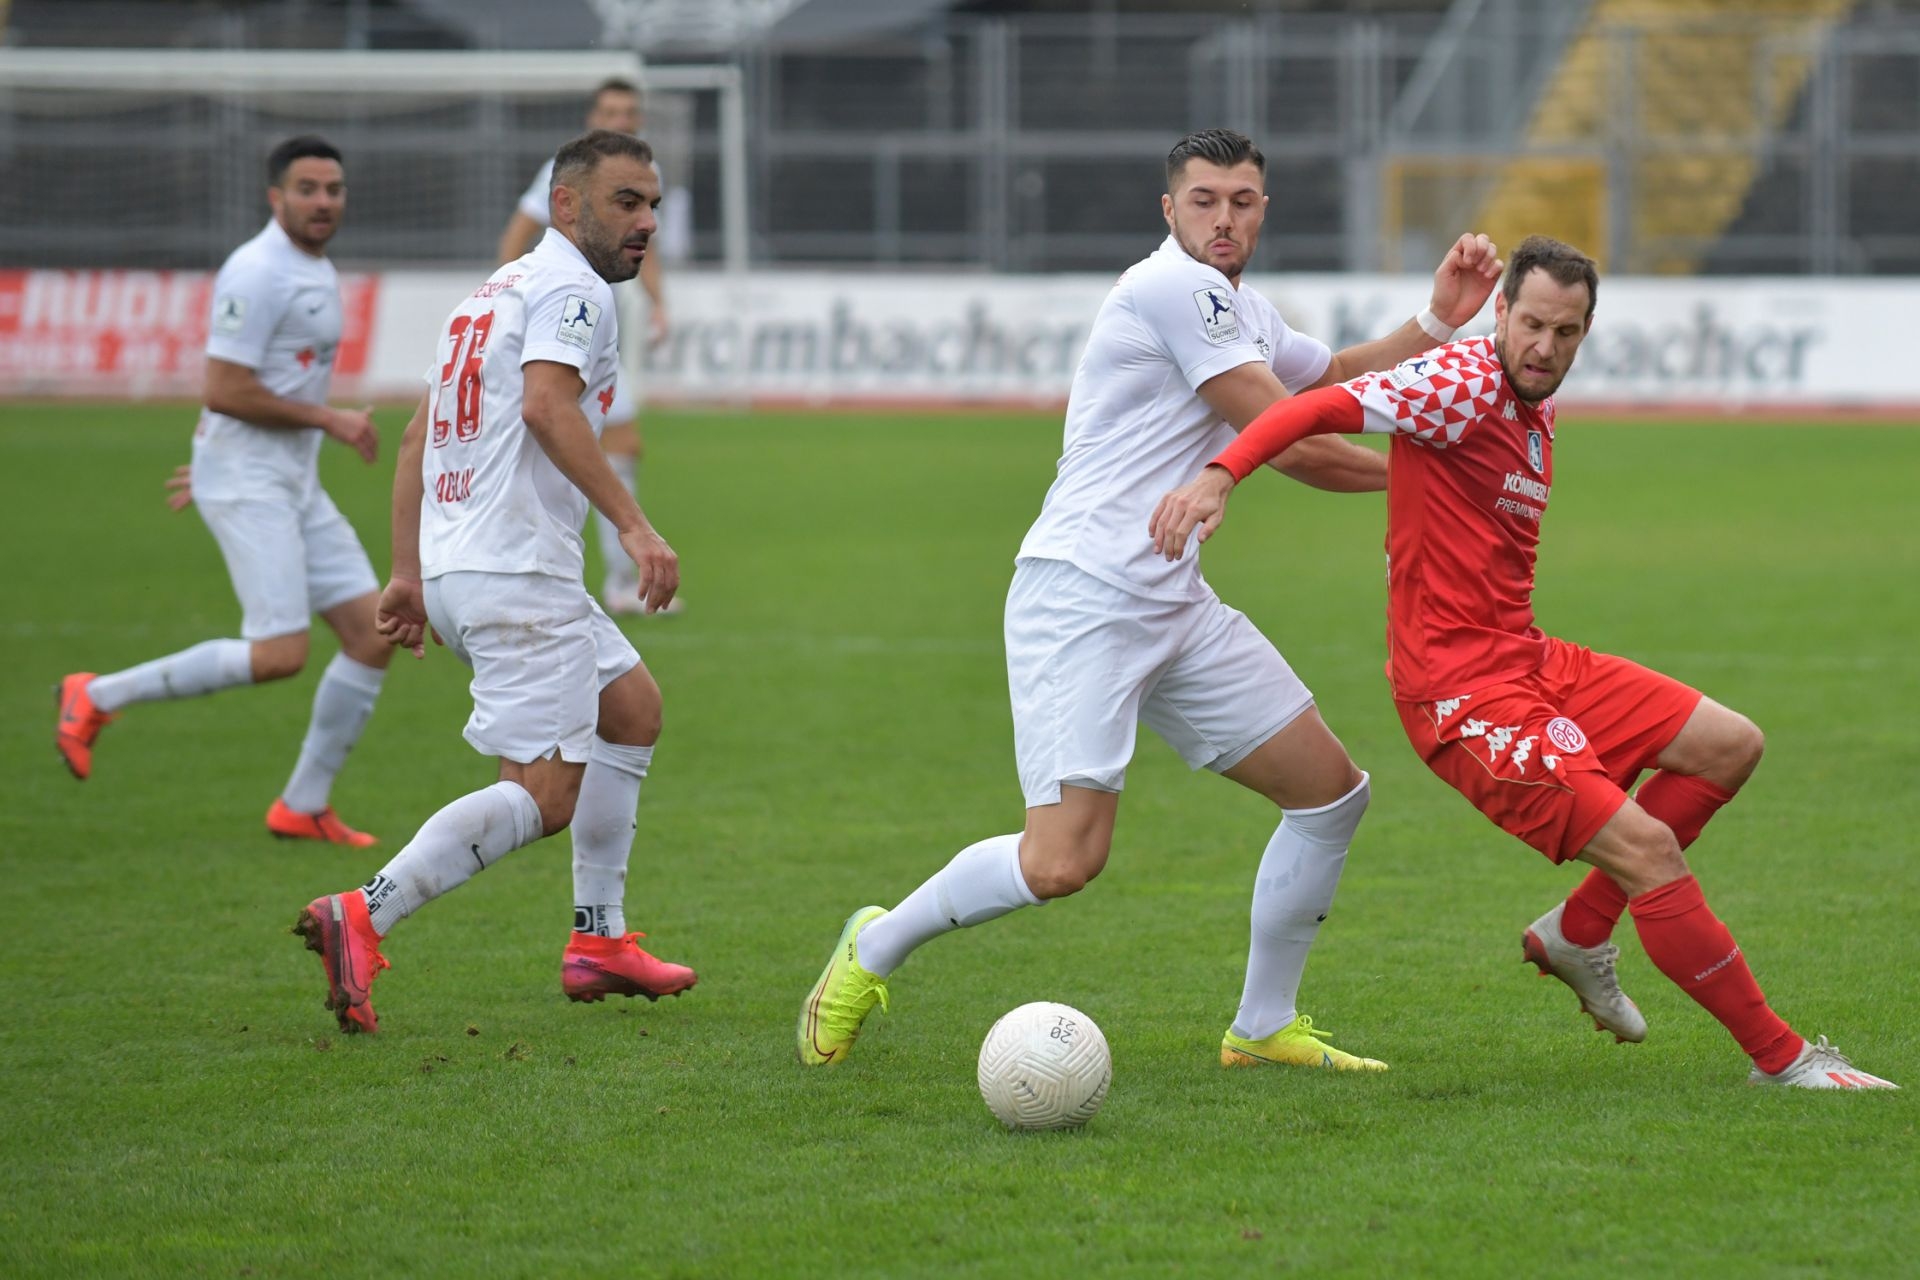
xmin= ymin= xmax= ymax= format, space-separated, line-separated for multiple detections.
xmin=976 ymin=1001 xmax=1111 ymax=1131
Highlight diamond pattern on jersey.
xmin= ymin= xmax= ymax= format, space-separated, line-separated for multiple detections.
xmin=1345 ymin=336 xmax=1506 ymax=448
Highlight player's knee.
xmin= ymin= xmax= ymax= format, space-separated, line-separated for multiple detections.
xmin=535 ymin=795 xmax=576 ymax=838
xmin=598 ymin=669 xmax=662 ymax=746
xmin=250 ymin=635 xmax=308 ymax=682
xmin=1020 ymin=835 xmax=1109 ymax=900
xmin=340 ymin=632 xmax=394 ymax=670
xmin=1614 ymin=825 xmax=1688 ymax=896
xmin=1726 ymin=712 xmax=1765 ymax=776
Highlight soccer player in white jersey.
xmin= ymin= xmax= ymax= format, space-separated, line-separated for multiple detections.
xmin=293 ymin=130 xmax=692 ymax=1035
xmin=498 ymin=77 xmax=678 ymax=617
xmin=799 ymin=129 xmax=1502 ymax=1071
xmin=54 ymin=136 xmax=390 ymax=847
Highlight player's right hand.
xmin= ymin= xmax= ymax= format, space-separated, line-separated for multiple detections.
xmin=164 ymin=463 xmax=194 ymax=512
xmin=1148 ymin=465 xmax=1235 ymax=561
xmin=374 ymin=576 xmax=435 ymax=659
xmin=324 ymin=405 xmax=380 ymax=464
xmin=619 ymin=526 xmax=680 ymax=615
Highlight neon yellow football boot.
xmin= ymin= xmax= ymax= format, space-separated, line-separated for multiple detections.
xmin=797 ymin=906 xmax=891 ymax=1066
xmin=1221 ymin=1014 xmax=1387 ymax=1071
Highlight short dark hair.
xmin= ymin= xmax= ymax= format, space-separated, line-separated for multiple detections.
xmin=551 ymin=129 xmax=655 ymax=194
xmin=1502 ymin=235 xmax=1599 ymax=321
xmin=1166 ymin=129 xmax=1264 ymax=190
xmin=592 ymin=77 xmax=641 ymax=107
xmin=267 ymin=135 xmax=343 ymax=187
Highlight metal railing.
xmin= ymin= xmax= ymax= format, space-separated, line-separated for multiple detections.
xmin=2 ymin=3 xmax=1917 ymax=274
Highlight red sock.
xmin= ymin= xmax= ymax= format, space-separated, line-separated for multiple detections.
xmin=1559 ymin=773 xmax=1738 ymax=947
xmin=1560 ymin=869 xmax=1628 ymax=947
xmin=1635 ymin=771 xmax=1737 ymax=850
xmin=1629 ymin=875 xmax=1802 ymax=1072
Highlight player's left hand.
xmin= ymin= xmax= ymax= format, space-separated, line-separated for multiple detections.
xmin=619 ymin=525 xmax=680 ymax=615
xmin=1148 ymin=465 xmax=1236 ymax=561
xmin=164 ymin=464 xmax=194 ymax=512
xmin=374 ymin=576 xmax=436 ymax=659
xmin=1429 ymin=233 xmax=1503 ymax=329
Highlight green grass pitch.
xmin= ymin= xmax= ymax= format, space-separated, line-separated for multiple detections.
xmin=2 ymin=403 xmax=1916 ymax=1277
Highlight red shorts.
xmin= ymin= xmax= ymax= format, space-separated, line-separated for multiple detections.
xmin=1394 ymin=639 xmax=1703 ymax=863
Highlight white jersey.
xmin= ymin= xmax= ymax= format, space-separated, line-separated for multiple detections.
xmin=419 ymin=228 xmax=621 ymax=582
xmin=1017 ymin=235 xmax=1332 ymax=602
xmin=190 ymin=219 xmax=343 ymax=501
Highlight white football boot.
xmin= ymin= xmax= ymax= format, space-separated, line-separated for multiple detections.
xmin=1748 ymin=1036 xmax=1898 ymax=1090
xmin=1522 ymin=902 xmax=1648 ymax=1043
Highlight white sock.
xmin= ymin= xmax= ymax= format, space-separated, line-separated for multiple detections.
xmin=571 ymin=738 xmax=653 ymax=937
xmin=87 ymin=638 xmax=253 ymax=712
xmin=361 ymin=781 xmax=542 ymax=936
xmin=597 ymin=453 xmax=639 ymax=595
xmin=855 ymin=833 xmax=1040 ymax=978
xmin=280 ymin=653 xmax=385 ymax=813
xmin=1231 ymin=772 xmax=1370 ymax=1040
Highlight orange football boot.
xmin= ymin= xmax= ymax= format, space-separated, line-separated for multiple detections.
xmin=562 ymin=932 xmax=697 ymax=1003
xmin=292 ymin=890 xmax=390 ymax=1035
xmin=267 ymin=799 xmax=378 ymax=848
xmin=54 ymin=672 xmax=114 ymax=780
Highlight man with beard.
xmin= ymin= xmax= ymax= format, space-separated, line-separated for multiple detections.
xmin=498 ymin=77 xmax=679 ymax=617
xmin=1147 ymin=235 xmax=1897 ymax=1089
xmin=798 ymin=129 xmax=1501 ymax=1073
xmin=55 ymin=136 xmax=391 ymax=848
xmin=293 ymin=130 xmax=694 ymax=1035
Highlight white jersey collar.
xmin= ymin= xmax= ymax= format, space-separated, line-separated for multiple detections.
xmin=261 ymin=215 xmax=329 ymax=264
xmin=535 ymin=226 xmax=598 ymax=275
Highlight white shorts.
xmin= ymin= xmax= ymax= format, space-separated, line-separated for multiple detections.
xmin=1005 ymin=557 xmax=1315 ymax=807
xmin=197 ymin=489 xmax=379 ymax=640
xmin=424 ymin=570 xmax=642 ymax=764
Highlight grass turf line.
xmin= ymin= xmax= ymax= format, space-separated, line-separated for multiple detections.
xmin=1 ymin=405 xmax=1915 ymax=1277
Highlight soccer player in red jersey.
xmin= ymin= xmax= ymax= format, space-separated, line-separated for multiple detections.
xmin=1146 ymin=235 xmax=1896 ymax=1090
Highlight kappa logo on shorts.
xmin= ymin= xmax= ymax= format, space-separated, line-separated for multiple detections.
xmin=1545 ymin=717 xmax=1588 ymax=754
xmin=1193 ymin=288 xmax=1241 ymax=344
xmin=557 ymin=294 xmax=601 ymax=351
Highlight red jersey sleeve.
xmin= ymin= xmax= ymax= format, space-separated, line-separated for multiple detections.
xmin=1209 ymin=385 xmax=1364 ymax=481
xmin=1341 ymin=336 xmax=1506 ymax=448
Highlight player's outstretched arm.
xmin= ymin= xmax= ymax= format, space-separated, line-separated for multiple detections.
xmin=1310 ymin=233 xmax=1503 ymax=388
xmin=1197 ymin=362 xmax=1386 ymax=493
xmin=1149 ymin=386 xmax=1366 ymax=561
xmin=203 ymin=357 xmax=378 ymax=463
xmin=523 ymin=361 xmax=681 ymax=614
xmin=376 ymin=395 xmax=432 ymax=659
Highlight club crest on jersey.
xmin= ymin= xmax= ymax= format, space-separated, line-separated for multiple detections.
xmin=212 ymin=294 xmax=248 ymax=336
xmin=1545 ymin=717 xmax=1588 ymax=754
xmin=1527 ymin=430 xmax=1544 ymax=474
xmin=1387 ymin=357 xmax=1434 ymax=390
xmin=557 ymin=294 xmax=601 ymax=351
xmin=1193 ymin=288 xmax=1240 ymax=344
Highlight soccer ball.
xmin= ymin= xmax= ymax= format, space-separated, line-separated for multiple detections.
xmin=976 ymin=1001 xmax=1111 ymax=1131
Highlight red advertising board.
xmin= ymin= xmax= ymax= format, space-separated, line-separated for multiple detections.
xmin=0 ymin=270 xmax=378 ymax=398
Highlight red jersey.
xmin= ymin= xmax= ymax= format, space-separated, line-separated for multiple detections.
xmin=1337 ymin=335 xmax=1555 ymax=701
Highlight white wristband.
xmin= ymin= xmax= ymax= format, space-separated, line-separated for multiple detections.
xmin=1415 ymin=307 xmax=1454 ymax=342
